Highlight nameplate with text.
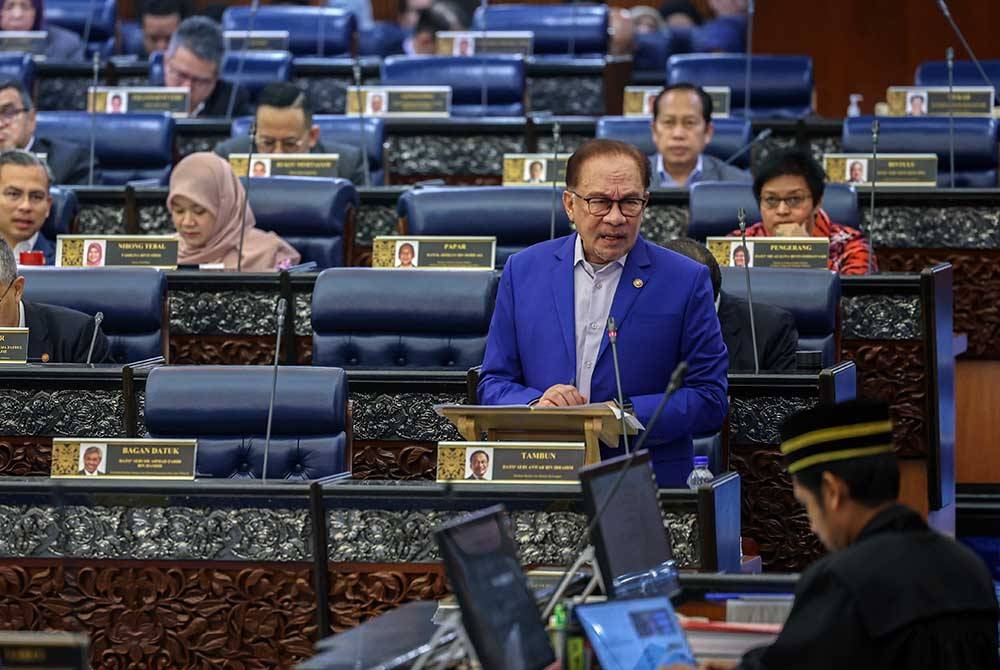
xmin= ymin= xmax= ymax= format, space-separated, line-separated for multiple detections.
xmin=435 ymin=31 xmax=533 ymax=55
xmin=51 ymin=438 xmax=198 ymax=479
xmin=437 ymin=441 xmax=585 ymax=484
xmin=88 ymin=86 xmax=190 ymax=116
xmin=503 ymin=152 xmax=568 ymax=186
xmin=0 ymin=328 xmax=28 ymax=364
xmin=56 ymin=234 xmax=179 ymax=269
xmin=0 ymin=631 xmax=88 ymax=669
xmin=230 ymin=153 xmax=340 ymax=178
xmin=886 ymin=85 xmax=995 ymax=117
xmin=823 ymin=152 xmax=938 ymax=187
xmin=707 ymin=236 xmax=829 ymax=270
xmin=373 ymin=235 xmax=496 ymax=269
xmin=345 ymin=86 xmax=451 ymax=117
xmin=0 ymin=31 xmax=46 ymax=54
xmin=224 ymin=30 xmax=290 ymax=51
xmin=623 ymin=85 xmax=730 ymax=117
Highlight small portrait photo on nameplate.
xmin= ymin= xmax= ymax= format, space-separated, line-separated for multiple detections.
xmin=437 ymin=441 xmax=585 ymax=484
xmin=0 ymin=631 xmax=89 ymax=670
xmin=0 ymin=31 xmax=47 ymax=54
xmin=886 ymin=85 xmax=995 ymax=117
xmin=88 ymin=86 xmax=190 ymax=117
xmin=51 ymin=438 xmax=198 ymax=480
xmin=435 ymin=30 xmax=533 ymax=55
xmin=0 ymin=327 xmax=29 ymax=364
xmin=56 ymin=234 xmax=179 ymax=269
xmin=623 ymin=86 xmax=661 ymax=117
xmin=707 ymin=236 xmax=829 ymax=270
xmin=373 ymin=235 xmax=496 ymax=269
xmin=223 ymin=30 xmax=290 ymax=51
xmin=345 ymin=86 xmax=451 ymax=118
xmin=229 ymin=155 xmax=272 ymax=178
xmin=230 ymin=153 xmax=339 ymax=178
xmin=503 ymin=152 xmax=569 ymax=186
xmin=823 ymin=153 xmax=938 ymax=187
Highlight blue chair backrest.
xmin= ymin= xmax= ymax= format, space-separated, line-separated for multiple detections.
xmin=472 ymin=4 xmax=608 ymax=56
xmin=311 ymin=268 xmax=499 ymax=369
xmin=327 ymin=0 xmax=374 ymax=29
xmin=842 ymin=115 xmax=998 ymax=188
xmin=687 ymin=181 xmax=859 ymax=241
xmin=44 ymin=0 xmax=116 ymax=57
xmin=20 ymin=267 xmax=167 ymax=362
xmin=0 ymin=53 xmax=35 ymax=92
xmin=721 ymin=267 xmax=841 ymax=366
xmin=145 ymin=365 xmax=349 ymax=480
xmin=667 ymin=54 xmax=813 ymax=119
xmin=595 ymin=116 xmax=753 ymax=168
xmin=222 ymin=6 xmax=356 ymax=57
xmin=35 ymin=112 xmax=175 ymax=185
xmin=381 ymin=56 xmax=526 ymax=117
xmin=231 ymin=114 xmax=386 ymax=185
xmin=41 ymin=186 xmax=77 ymax=242
xmin=915 ymin=60 xmax=1000 ymax=91
xmin=398 ymin=186 xmax=572 ymax=267
xmin=359 ymin=20 xmax=405 ymax=56
xmin=633 ymin=29 xmax=692 ymax=75
xmin=243 ymin=176 xmax=358 ymax=269
xmin=118 ymin=19 xmax=143 ymax=56
xmin=691 ymin=15 xmax=746 ymax=52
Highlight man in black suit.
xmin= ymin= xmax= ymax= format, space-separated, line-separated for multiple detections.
xmin=0 ymin=79 xmax=95 ymax=185
xmin=164 ymin=16 xmax=250 ymax=118
xmin=664 ymin=237 xmax=798 ymax=372
xmin=214 ymin=82 xmax=367 ymax=186
xmin=78 ymin=446 xmax=104 ymax=476
xmin=0 ymin=239 xmax=110 ymax=363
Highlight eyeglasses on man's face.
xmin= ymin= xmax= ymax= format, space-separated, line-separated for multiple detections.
xmin=569 ymin=190 xmax=648 ymax=217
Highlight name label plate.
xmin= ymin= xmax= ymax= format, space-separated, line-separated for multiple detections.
xmin=373 ymin=235 xmax=496 ymax=269
xmin=224 ymin=30 xmax=290 ymax=51
xmin=56 ymin=234 xmax=179 ymax=269
xmin=623 ymin=85 xmax=730 ymax=117
xmin=437 ymin=441 xmax=585 ymax=483
xmin=0 ymin=631 xmax=88 ymax=669
xmin=886 ymin=86 xmax=995 ymax=117
xmin=0 ymin=327 xmax=28 ymax=364
xmin=823 ymin=152 xmax=938 ymax=187
xmin=51 ymin=438 xmax=198 ymax=479
xmin=88 ymin=86 xmax=190 ymax=116
xmin=230 ymin=153 xmax=340 ymax=178
xmin=503 ymin=152 xmax=569 ymax=185
xmin=0 ymin=30 xmax=46 ymax=54
xmin=346 ymin=86 xmax=451 ymax=117
xmin=435 ymin=30 xmax=533 ymax=55
xmin=706 ymin=236 xmax=830 ymax=270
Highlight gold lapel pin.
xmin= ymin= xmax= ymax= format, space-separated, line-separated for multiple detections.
xmin=41 ymin=353 xmax=50 ymax=363
xmin=633 ymin=278 xmax=644 ymax=289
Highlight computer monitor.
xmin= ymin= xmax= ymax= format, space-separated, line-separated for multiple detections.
xmin=434 ymin=505 xmax=556 ymax=670
xmin=578 ymin=450 xmax=675 ymax=597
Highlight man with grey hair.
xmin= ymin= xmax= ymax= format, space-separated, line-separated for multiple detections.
xmin=0 ymin=150 xmax=55 ymax=264
xmin=0 ymin=239 xmax=110 ymax=363
xmin=163 ymin=16 xmax=249 ymax=118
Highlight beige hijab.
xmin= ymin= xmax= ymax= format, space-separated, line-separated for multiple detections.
xmin=168 ymin=152 xmax=301 ymax=271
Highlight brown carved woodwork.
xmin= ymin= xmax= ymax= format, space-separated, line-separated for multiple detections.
xmin=0 ymin=437 xmax=52 ymax=476
xmin=328 ymin=566 xmax=448 ymax=633
xmin=295 ymin=337 xmax=313 ymax=365
xmin=352 ymin=245 xmax=373 ymax=267
xmin=877 ymin=248 xmax=1000 ymax=359
xmin=388 ymin=175 xmax=502 ymax=186
xmin=170 ymin=336 xmax=277 ymax=365
xmin=841 ymin=339 xmax=927 ymax=459
xmin=351 ymin=441 xmax=437 ymax=480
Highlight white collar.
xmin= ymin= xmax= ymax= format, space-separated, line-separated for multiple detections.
xmin=572 ymin=234 xmax=629 ymax=270
xmin=17 ymin=299 xmax=24 ymax=328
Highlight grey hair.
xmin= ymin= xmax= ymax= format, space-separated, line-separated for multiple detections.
xmin=166 ymin=16 xmax=224 ymax=66
xmin=0 ymin=238 xmax=16 ymax=287
xmin=0 ymin=149 xmax=53 ymax=187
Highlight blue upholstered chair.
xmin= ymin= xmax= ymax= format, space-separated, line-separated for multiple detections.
xmin=44 ymin=0 xmax=117 ymax=58
xmin=472 ymin=4 xmax=608 ymax=57
xmin=687 ymin=182 xmax=859 ymax=241
xmin=40 ymin=186 xmax=78 ymax=244
xmin=842 ymin=116 xmax=998 ymax=188
xmin=0 ymin=53 xmax=35 ymax=92
xmin=222 ymin=6 xmax=356 ymax=57
xmin=311 ymin=268 xmax=499 ymax=369
xmin=118 ymin=20 xmax=143 ymax=56
xmin=231 ymin=114 xmax=387 ymax=185
xmin=380 ymin=56 xmax=526 ymax=117
xmin=915 ymin=59 xmax=1000 ymax=92
xmin=359 ymin=21 xmax=406 ymax=57
xmin=20 ymin=268 xmax=168 ymax=363
xmin=633 ymin=30 xmax=692 ymax=80
xmin=667 ymin=54 xmax=814 ymax=119
xmin=145 ymin=365 xmax=350 ymax=480
xmin=720 ymin=267 xmax=841 ymax=366
xmin=35 ymin=112 xmax=175 ymax=186
xmin=595 ymin=116 xmax=753 ymax=169
xmin=397 ymin=186 xmax=572 ymax=267
xmin=242 ymin=176 xmax=358 ymax=269
xmin=149 ymin=51 xmax=293 ymax=104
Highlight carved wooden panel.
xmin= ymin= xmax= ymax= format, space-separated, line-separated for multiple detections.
xmin=351 ymin=441 xmax=437 ymax=480
xmin=295 ymin=337 xmax=313 ymax=365
xmin=328 ymin=566 xmax=448 ymax=633
xmin=0 ymin=437 xmax=51 ymax=476
xmin=352 ymin=245 xmax=373 ymax=267
xmin=170 ymin=336 xmax=277 ymax=365
xmin=389 ymin=175 xmax=502 ymax=186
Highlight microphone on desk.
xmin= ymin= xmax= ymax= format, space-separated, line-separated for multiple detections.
xmin=262 ymin=297 xmax=287 ymax=483
xmin=226 ymin=0 xmax=260 ymax=120
xmin=84 ymin=311 xmax=104 ymax=365
xmin=743 ymin=0 xmax=755 ymax=119
xmin=724 ymin=128 xmax=772 ymax=166
xmin=737 ymin=208 xmax=760 ymax=375
xmin=936 ymin=0 xmax=992 ymax=86
xmin=236 ymin=120 xmax=256 ymax=273
xmin=946 ymin=46 xmax=956 ymax=189
xmin=87 ymin=52 xmax=99 ymax=187
xmin=549 ymin=120 xmax=561 ymax=240
xmin=353 ymin=58 xmax=371 ymax=188
xmin=606 ymin=317 xmax=630 ymax=455
xmin=867 ymin=119 xmax=879 ymax=276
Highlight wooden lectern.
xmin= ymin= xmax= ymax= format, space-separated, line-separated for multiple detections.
xmin=436 ymin=404 xmax=638 ymax=465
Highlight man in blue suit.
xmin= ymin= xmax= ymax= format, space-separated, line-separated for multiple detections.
xmin=478 ymin=139 xmax=729 ymax=486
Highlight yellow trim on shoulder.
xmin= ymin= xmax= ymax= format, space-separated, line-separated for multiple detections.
xmin=781 ymin=420 xmax=893 ymax=455
xmin=788 ymin=445 xmax=894 ymax=474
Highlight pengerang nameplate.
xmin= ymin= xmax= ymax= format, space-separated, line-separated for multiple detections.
xmin=706 ymin=236 xmax=829 ymax=270
xmin=373 ymin=235 xmax=496 ymax=269
xmin=886 ymin=85 xmax=995 ymax=117
xmin=88 ymin=86 xmax=190 ymax=116
xmin=0 ymin=327 xmax=28 ymax=364
xmin=346 ymin=85 xmax=451 ymax=117
xmin=51 ymin=438 xmax=198 ymax=480
xmin=623 ymin=85 xmax=730 ymax=117
xmin=0 ymin=631 xmax=89 ymax=669
xmin=437 ymin=441 xmax=585 ymax=484
xmin=230 ymin=153 xmax=340 ymax=178
xmin=56 ymin=234 xmax=178 ymax=269
xmin=503 ymin=152 xmax=568 ymax=186
xmin=823 ymin=152 xmax=938 ymax=187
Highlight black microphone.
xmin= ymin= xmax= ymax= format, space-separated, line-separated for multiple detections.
xmin=737 ymin=208 xmax=760 ymax=374
xmin=236 ymin=120 xmax=255 ymax=272
xmin=84 ymin=311 xmax=104 ymax=364
xmin=947 ymin=46 xmax=956 ymax=189
xmin=226 ymin=0 xmax=260 ymax=120
xmin=867 ymin=119 xmax=879 ymax=276
xmin=352 ymin=58 xmax=371 ymax=187
xmin=87 ymin=52 xmax=99 ymax=186
xmin=936 ymin=0 xmax=991 ymax=86
xmin=548 ymin=120 xmax=561 ymax=240
xmin=606 ymin=316 xmax=630 ymax=455
xmin=743 ymin=0 xmax=755 ymax=118
xmin=723 ymin=128 xmax=772 ymax=166
xmin=262 ymin=296 xmax=287 ymax=482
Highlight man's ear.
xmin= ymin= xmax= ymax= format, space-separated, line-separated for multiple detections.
xmin=562 ymin=189 xmax=575 ymax=221
xmin=821 ymin=471 xmax=848 ymax=510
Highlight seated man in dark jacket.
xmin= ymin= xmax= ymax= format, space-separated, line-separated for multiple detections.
xmin=163 ymin=16 xmax=250 ymax=118
xmin=0 ymin=239 xmax=110 ymax=363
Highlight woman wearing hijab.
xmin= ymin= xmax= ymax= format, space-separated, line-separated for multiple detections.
xmin=168 ymin=152 xmax=300 ymax=272
xmin=1 ymin=0 xmax=85 ymax=61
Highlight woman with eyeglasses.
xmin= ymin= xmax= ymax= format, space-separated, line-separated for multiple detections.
xmin=728 ymin=147 xmax=876 ymax=275
xmin=0 ymin=0 xmax=85 ymax=61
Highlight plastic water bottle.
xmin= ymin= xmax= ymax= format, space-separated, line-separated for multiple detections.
xmin=847 ymin=94 xmax=863 ymax=118
xmin=686 ymin=456 xmax=714 ymax=489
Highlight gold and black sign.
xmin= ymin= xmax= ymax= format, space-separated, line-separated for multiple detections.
xmin=503 ymin=152 xmax=568 ymax=185
xmin=0 ymin=327 xmax=28 ymax=364
xmin=230 ymin=153 xmax=340 ymax=178
xmin=88 ymin=86 xmax=190 ymax=116
xmin=51 ymin=438 xmax=198 ymax=480
xmin=435 ymin=30 xmax=533 ymax=55
xmin=373 ymin=235 xmax=496 ymax=269
xmin=56 ymin=234 xmax=179 ymax=269
xmin=707 ymin=236 xmax=830 ymax=270
xmin=623 ymin=85 xmax=730 ymax=117
xmin=886 ymin=86 xmax=995 ymax=117
xmin=345 ymin=86 xmax=451 ymax=117
xmin=0 ymin=30 xmax=46 ymax=54
xmin=437 ymin=441 xmax=585 ymax=484
xmin=223 ymin=30 xmax=290 ymax=51
xmin=823 ymin=152 xmax=938 ymax=187
xmin=0 ymin=631 xmax=89 ymax=669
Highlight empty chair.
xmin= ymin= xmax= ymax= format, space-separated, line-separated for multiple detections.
xmin=222 ymin=6 xmax=356 ymax=57
xmin=149 ymin=51 xmax=294 ymax=104
xmin=842 ymin=116 xmax=998 ymax=188
xmin=596 ymin=116 xmax=753 ymax=169
xmin=145 ymin=366 xmax=350 ymax=480
xmin=915 ymin=60 xmax=1000 ymax=92
xmin=381 ymin=56 xmax=526 ymax=117
xmin=20 ymin=267 xmax=168 ymax=363
xmin=244 ymin=176 xmax=358 ymax=269
xmin=35 ymin=112 xmax=175 ymax=185
xmin=311 ymin=268 xmax=499 ymax=369
xmin=40 ymin=186 xmax=78 ymax=248
xmin=43 ymin=0 xmax=117 ymax=58
xmin=398 ymin=186 xmax=572 ymax=267
xmin=472 ymin=4 xmax=608 ymax=57
xmin=667 ymin=54 xmax=813 ymax=119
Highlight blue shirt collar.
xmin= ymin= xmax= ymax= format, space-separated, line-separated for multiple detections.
xmin=655 ymin=152 xmax=704 ymax=188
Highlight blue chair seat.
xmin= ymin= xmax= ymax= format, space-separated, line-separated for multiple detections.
xmin=381 ymin=56 xmax=526 ymax=117
xmin=472 ymin=4 xmax=607 ymax=57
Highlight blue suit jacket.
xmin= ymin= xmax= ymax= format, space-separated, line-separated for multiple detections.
xmin=478 ymin=234 xmax=729 ymax=486
xmin=32 ymin=234 xmax=55 ymax=265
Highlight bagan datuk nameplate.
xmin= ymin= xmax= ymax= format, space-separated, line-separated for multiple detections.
xmin=51 ymin=438 xmax=198 ymax=479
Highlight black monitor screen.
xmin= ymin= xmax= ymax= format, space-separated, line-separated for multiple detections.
xmin=434 ymin=505 xmax=556 ymax=670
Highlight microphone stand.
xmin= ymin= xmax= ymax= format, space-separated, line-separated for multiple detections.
xmin=743 ymin=0 xmax=754 ymax=118
xmin=479 ymin=0 xmax=488 ymax=112
xmin=737 ymin=208 xmax=759 ymax=375
xmin=87 ymin=52 xmax=99 ymax=186
xmin=84 ymin=311 xmax=104 ymax=364
xmin=868 ymin=119 xmax=879 ymax=276
xmin=81 ymin=0 xmax=97 ymax=56
xmin=947 ymin=46 xmax=955 ymax=189
xmin=606 ymin=317 xmax=630 ymax=455
xmin=236 ymin=120 xmax=256 ymax=272
xmin=723 ymin=128 xmax=772 ymax=166
xmin=262 ymin=297 xmax=287 ymax=483
xmin=936 ymin=0 xmax=991 ymax=86
xmin=353 ymin=59 xmax=371 ymax=187
xmin=548 ymin=120 xmax=561 ymax=240
xmin=226 ymin=0 xmax=260 ymax=120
